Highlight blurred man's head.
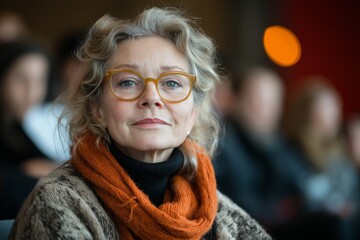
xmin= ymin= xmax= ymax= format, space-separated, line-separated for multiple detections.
xmin=231 ymin=67 xmax=284 ymax=137
xmin=0 ymin=11 xmax=27 ymax=43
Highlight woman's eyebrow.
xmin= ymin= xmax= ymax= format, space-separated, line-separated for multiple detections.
xmin=111 ymin=64 xmax=186 ymax=72
xmin=160 ymin=65 xmax=186 ymax=71
xmin=113 ymin=64 xmax=139 ymax=70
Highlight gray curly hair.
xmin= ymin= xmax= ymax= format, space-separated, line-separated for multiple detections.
xmin=60 ymin=7 xmax=221 ymax=179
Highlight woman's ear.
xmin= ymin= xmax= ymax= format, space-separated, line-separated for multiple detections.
xmin=90 ymin=100 xmax=106 ymax=127
xmin=189 ymin=106 xmax=198 ymax=131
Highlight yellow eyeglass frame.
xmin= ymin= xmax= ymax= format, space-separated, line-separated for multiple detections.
xmin=104 ymin=69 xmax=196 ymax=104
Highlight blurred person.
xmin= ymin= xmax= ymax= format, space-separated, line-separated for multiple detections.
xmin=10 ymin=8 xmax=271 ymax=239
xmin=0 ymin=40 xmax=58 ymax=219
xmin=49 ymin=31 xmax=86 ymax=100
xmin=284 ymin=78 xmax=359 ymax=239
xmin=0 ymin=11 xmax=27 ymax=43
xmin=213 ymin=67 xmax=304 ymax=231
xmin=345 ymin=115 xmax=360 ymax=167
xmin=20 ymin=32 xmax=87 ymax=161
xmin=345 ymin=116 xmax=360 ymax=240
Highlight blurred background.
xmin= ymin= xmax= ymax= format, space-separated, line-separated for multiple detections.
xmin=1 ymin=0 xmax=360 ymax=239
xmin=1 ymin=0 xmax=359 ymax=116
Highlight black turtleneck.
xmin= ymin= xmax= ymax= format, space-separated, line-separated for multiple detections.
xmin=109 ymin=143 xmax=184 ymax=207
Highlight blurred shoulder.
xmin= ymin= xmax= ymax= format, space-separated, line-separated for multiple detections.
xmin=38 ymin=163 xmax=86 ymax=187
xmin=215 ymin=191 xmax=272 ymax=240
xmin=31 ymin=163 xmax=94 ymax=198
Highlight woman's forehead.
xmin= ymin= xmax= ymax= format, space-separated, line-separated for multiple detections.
xmin=108 ymin=36 xmax=189 ymax=73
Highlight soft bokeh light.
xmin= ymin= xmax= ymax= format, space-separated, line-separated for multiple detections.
xmin=263 ymin=25 xmax=301 ymax=67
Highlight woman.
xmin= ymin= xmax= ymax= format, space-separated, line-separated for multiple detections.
xmin=0 ymin=40 xmax=57 ymax=219
xmin=10 ymin=8 xmax=271 ymax=239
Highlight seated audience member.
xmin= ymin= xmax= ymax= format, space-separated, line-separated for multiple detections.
xmin=213 ymin=67 xmax=304 ymax=231
xmin=19 ymin=33 xmax=86 ymax=163
xmin=18 ymin=32 xmax=86 ymax=163
xmin=9 ymin=8 xmax=271 ymax=239
xmin=0 ymin=40 xmax=58 ymax=219
xmin=284 ymin=78 xmax=359 ymax=239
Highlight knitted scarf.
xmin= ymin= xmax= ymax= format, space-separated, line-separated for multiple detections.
xmin=70 ymin=133 xmax=218 ymax=240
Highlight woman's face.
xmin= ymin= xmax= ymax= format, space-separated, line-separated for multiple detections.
xmin=93 ymin=36 xmax=197 ymax=162
xmin=2 ymin=53 xmax=48 ymax=121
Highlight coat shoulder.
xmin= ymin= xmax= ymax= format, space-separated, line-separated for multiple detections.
xmin=9 ymin=164 xmax=118 ymax=240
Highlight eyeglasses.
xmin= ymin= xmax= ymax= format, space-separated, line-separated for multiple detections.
xmin=104 ymin=69 xmax=196 ymax=103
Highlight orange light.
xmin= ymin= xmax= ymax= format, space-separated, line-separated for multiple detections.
xmin=263 ymin=25 xmax=301 ymax=67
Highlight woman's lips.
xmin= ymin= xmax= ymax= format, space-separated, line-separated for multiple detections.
xmin=133 ymin=118 xmax=170 ymax=126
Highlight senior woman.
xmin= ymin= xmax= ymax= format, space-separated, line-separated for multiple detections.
xmin=10 ymin=7 xmax=271 ymax=240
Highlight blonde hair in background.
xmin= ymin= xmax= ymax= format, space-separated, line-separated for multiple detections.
xmin=59 ymin=7 xmax=221 ymax=179
xmin=283 ymin=78 xmax=342 ymax=170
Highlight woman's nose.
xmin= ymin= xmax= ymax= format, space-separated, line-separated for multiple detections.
xmin=137 ymin=82 xmax=164 ymax=108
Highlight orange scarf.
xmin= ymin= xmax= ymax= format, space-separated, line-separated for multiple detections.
xmin=70 ymin=133 xmax=218 ymax=240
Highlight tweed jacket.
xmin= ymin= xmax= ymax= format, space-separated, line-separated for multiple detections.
xmin=10 ymin=164 xmax=272 ymax=240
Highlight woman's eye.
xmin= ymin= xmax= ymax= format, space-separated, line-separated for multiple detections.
xmin=164 ymin=80 xmax=181 ymax=88
xmin=113 ymin=76 xmax=142 ymax=88
xmin=119 ymin=79 xmax=137 ymax=87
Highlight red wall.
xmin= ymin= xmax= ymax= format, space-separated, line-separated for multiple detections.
xmin=278 ymin=0 xmax=360 ymax=118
